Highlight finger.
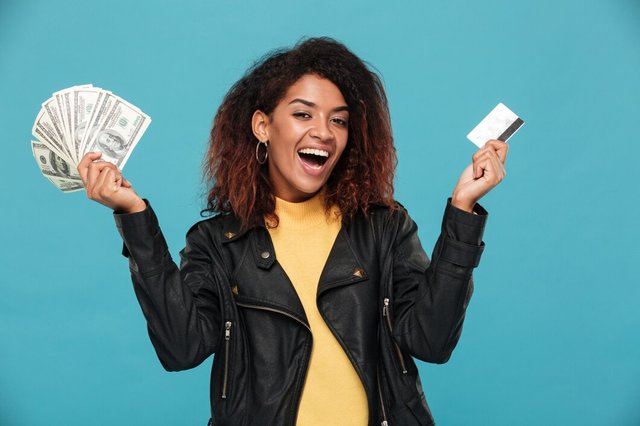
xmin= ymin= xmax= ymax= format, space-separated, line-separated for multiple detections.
xmin=473 ymin=148 xmax=494 ymax=178
xmin=472 ymin=146 xmax=488 ymax=178
xmin=121 ymin=177 xmax=132 ymax=188
xmin=104 ymin=168 xmax=123 ymax=192
xmin=96 ymin=167 xmax=117 ymax=197
xmin=484 ymin=140 xmax=509 ymax=164
xmin=474 ymin=160 xmax=483 ymax=179
xmin=77 ymin=152 xmax=103 ymax=184
xmin=479 ymin=152 xmax=505 ymax=185
xmin=86 ymin=161 xmax=120 ymax=187
xmin=473 ymin=149 xmax=498 ymax=180
xmin=86 ymin=160 xmax=108 ymax=188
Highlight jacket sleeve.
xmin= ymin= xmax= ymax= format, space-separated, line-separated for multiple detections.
xmin=391 ymin=198 xmax=487 ymax=364
xmin=114 ymin=201 xmax=223 ymax=371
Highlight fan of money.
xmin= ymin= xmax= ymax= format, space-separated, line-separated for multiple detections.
xmin=31 ymin=84 xmax=151 ymax=192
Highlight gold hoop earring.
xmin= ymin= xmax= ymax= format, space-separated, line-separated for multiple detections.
xmin=256 ymin=140 xmax=268 ymax=165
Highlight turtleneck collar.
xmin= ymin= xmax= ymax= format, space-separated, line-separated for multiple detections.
xmin=271 ymin=191 xmax=340 ymax=230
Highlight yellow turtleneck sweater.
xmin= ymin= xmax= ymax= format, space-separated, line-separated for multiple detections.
xmin=267 ymin=193 xmax=368 ymax=425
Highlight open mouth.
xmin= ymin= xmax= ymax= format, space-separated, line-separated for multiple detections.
xmin=297 ymin=148 xmax=329 ymax=169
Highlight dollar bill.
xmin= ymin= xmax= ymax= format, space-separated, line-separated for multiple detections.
xmin=83 ymin=97 xmax=151 ymax=169
xmin=70 ymin=86 xmax=101 ymax=161
xmin=41 ymin=96 xmax=74 ymax=161
xmin=31 ymin=85 xmax=151 ymax=193
xmin=80 ymin=90 xmax=115 ymax=155
xmin=32 ymin=108 xmax=74 ymax=164
xmin=31 ymin=140 xmax=83 ymax=192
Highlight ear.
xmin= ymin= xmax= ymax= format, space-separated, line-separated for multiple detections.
xmin=251 ymin=110 xmax=270 ymax=142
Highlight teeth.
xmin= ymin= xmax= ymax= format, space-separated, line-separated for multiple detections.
xmin=298 ymin=148 xmax=329 ymax=157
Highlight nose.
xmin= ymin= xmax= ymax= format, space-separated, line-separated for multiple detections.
xmin=309 ymin=117 xmax=334 ymax=141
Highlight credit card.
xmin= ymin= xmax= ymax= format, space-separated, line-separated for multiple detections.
xmin=466 ymin=103 xmax=524 ymax=148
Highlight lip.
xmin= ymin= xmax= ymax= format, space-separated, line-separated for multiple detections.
xmin=296 ymin=144 xmax=333 ymax=177
xmin=297 ymin=151 xmax=330 ymax=176
xmin=297 ymin=143 xmax=334 ymax=157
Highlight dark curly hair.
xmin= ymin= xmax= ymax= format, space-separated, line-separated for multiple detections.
xmin=203 ymin=37 xmax=397 ymax=228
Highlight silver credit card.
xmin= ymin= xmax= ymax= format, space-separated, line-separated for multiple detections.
xmin=467 ymin=103 xmax=524 ymax=147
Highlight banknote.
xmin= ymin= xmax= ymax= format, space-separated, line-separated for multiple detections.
xmin=30 ymin=85 xmax=151 ymax=192
xmin=40 ymin=96 xmax=74 ymax=160
xmin=84 ymin=97 xmax=151 ymax=169
xmin=32 ymin=108 xmax=73 ymax=163
xmin=71 ymin=86 xmax=101 ymax=161
xmin=31 ymin=141 xmax=83 ymax=192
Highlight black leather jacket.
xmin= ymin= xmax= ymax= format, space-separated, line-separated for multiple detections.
xmin=114 ymin=199 xmax=487 ymax=426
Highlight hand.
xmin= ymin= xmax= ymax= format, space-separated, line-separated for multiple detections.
xmin=77 ymin=152 xmax=146 ymax=214
xmin=451 ymin=140 xmax=508 ymax=212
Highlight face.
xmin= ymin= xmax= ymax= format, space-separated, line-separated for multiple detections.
xmin=99 ymin=133 xmax=124 ymax=150
xmin=51 ymin=152 xmax=70 ymax=176
xmin=253 ymin=74 xmax=349 ymax=202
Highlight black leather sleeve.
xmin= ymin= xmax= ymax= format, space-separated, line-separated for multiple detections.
xmin=391 ymin=199 xmax=487 ymax=364
xmin=114 ymin=201 xmax=223 ymax=371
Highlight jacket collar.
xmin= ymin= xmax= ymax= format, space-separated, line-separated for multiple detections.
xmin=224 ymin=217 xmax=369 ymax=326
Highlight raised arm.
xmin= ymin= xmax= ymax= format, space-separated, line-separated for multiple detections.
xmin=77 ymin=152 xmax=223 ymax=371
xmin=389 ymin=139 xmax=507 ymax=363
xmin=389 ymin=200 xmax=486 ymax=363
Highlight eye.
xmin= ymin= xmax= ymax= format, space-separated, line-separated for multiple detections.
xmin=331 ymin=117 xmax=349 ymax=127
xmin=293 ymin=111 xmax=312 ymax=119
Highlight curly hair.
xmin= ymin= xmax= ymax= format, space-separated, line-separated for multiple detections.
xmin=203 ymin=37 xmax=397 ymax=228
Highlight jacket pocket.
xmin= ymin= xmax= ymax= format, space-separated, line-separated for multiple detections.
xmin=383 ymin=298 xmax=408 ymax=375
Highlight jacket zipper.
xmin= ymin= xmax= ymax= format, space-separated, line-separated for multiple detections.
xmin=383 ymin=298 xmax=408 ymax=374
xmin=377 ymin=366 xmax=389 ymax=426
xmin=222 ymin=321 xmax=232 ymax=399
xmin=235 ymin=302 xmax=311 ymax=332
xmin=235 ymin=302 xmax=311 ymax=425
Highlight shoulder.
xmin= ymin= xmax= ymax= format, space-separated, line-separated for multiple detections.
xmin=364 ymin=201 xmax=413 ymax=228
xmin=185 ymin=212 xmax=244 ymax=245
xmin=348 ymin=201 xmax=415 ymax=244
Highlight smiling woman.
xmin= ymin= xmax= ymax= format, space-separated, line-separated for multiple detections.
xmin=76 ymin=37 xmax=508 ymax=425
xmin=204 ymin=38 xmax=400 ymax=229
xmin=251 ymin=75 xmax=350 ymax=203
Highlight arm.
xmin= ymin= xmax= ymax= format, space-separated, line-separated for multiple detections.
xmin=115 ymin=204 xmax=223 ymax=371
xmin=391 ymin=139 xmax=507 ymax=363
xmin=76 ymin=152 xmax=223 ymax=371
xmin=390 ymin=200 xmax=486 ymax=364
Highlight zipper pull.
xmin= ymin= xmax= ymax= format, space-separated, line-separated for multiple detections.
xmin=383 ymin=298 xmax=389 ymax=317
xmin=225 ymin=321 xmax=232 ymax=340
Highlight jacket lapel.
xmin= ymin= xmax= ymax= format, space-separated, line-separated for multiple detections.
xmin=223 ymin=220 xmax=369 ymax=325
xmin=230 ymin=227 xmax=310 ymax=327
xmin=317 ymin=225 xmax=369 ymax=298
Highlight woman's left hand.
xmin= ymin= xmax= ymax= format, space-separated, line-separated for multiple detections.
xmin=451 ymin=140 xmax=508 ymax=212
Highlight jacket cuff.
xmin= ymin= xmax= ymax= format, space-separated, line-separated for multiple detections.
xmin=439 ymin=198 xmax=487 ymax=268
xmin=113 ymin=200 xmax=169 ymax=273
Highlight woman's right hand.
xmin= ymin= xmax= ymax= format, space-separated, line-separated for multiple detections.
xmin=77 ymin=152 xmax=147 ymax=214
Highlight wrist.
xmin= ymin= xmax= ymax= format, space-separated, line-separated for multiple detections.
xmin=451 ymin=194 xmax=476 ymax=213
xmin=115 ymin=198 xmax=147 ymax=214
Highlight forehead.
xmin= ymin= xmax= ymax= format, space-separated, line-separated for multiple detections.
xmin=280 ymin=74 xmax=346 ymax=105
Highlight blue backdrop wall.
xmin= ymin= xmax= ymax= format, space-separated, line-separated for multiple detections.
xmin=1 ymin=0 xmax=639 ymax=424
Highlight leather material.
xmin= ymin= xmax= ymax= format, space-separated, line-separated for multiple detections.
xmin=114 ymin=199 xmax=487 ymax=426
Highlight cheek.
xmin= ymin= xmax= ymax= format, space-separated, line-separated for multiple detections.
xmin=335 ymin=134 xmax=349 ymax=159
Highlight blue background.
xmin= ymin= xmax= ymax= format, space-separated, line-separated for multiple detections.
xmin=1 ymin=0 xmax=639 ymax=424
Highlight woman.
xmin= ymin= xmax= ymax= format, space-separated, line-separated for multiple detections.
xmin=78 ymin=37 xmax=507 ymax=426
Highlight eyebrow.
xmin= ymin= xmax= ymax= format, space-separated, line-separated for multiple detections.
xmin=288 ymin=98 xmax=349 ymax=112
